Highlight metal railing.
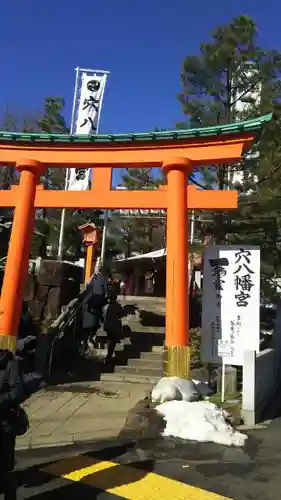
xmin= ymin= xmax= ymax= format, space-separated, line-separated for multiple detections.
xmin=47 ymin=274 xmax=96 ymax=377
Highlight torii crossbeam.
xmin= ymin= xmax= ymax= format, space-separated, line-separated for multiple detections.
xmin=0 ymin=113 xmax=272 ymax=378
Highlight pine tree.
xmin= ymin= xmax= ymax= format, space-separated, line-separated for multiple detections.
xmin=38 ymin=97 xmax=69 ymax=193
xmin=178 ymin=14 xmax=281 ymax=299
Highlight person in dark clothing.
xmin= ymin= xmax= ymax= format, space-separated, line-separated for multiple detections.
xmin=88 ymin=265 xmax=110 ymax=341
xmin=0 ymin=348 xmax=43 ymax=499
xmin=80 ymin=301 xmax=97 ymax=353
xmin=18 ymin=302 xmax=37 ymax=340
xmin=18 ymin=303 xmax=38 ymax=375
xmin=144 ymin=270 xmax=155 ymax=295
xmin=103 ymin=292 xmax=124 ymax=363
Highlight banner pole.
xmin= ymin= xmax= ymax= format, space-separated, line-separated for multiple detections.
xmin=79 ymin=67 xmax=110 ymax=74
xmin=57 ymin=67 xmax=80 ymax=260
xmin=100 ymin=210 xmax=109 ymax=264
xmin=96 ymin=73 xmax=109 ymax=264
xmin=221 ymin=360 xmax=226 ymax=403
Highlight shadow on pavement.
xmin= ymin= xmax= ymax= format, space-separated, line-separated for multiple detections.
xmin=47 ymin=355 xmax=104 ymax=386
xmin=138 ymin=310 xmax=165 ymax=328
xmin=17 ymin=442 xmax=153 ymax=499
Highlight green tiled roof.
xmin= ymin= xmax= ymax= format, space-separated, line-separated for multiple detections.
xmin=0 ymin=113 xmax=272 ymax=144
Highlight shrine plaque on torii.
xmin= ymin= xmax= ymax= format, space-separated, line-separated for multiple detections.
xmin=0 ymin=114 xmax=272 ymax=378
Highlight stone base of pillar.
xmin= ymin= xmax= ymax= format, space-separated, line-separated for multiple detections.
xmin=0 ymin=335 xmax=17 ymax=350
xmin=163 ymin=345 xmax=191 ymax=379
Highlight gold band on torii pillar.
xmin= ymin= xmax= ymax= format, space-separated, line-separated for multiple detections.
xmin=163 ymin=346 xmax=191 ymax=379
xmin=0 ymin=335 xmax=17 ymax=351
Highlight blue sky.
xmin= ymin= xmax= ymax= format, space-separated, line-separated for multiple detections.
xmin=0 ymin=0 xmax=278 ymax=136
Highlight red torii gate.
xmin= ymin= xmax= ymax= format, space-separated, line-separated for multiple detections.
xmin=0 ymin=113 xmax=271 ymax=377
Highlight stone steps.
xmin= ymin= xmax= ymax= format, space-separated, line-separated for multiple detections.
xmin=121 ymin=323 xmax=165 ymax=334
xmin=115 ymin=365 xmax=163 ymax=377
xmin=94 ymin=343 xmax=164 ymax=357
xmin=94 ymin=332 xmax=164 ymax=348
xmin=94 ymin=337 xmax=164 ymax=384
xmin=94 ymin=338 xmax=132 ymax=349
xmin=93 ymin=299 xmax=165 ymax=384
xmin=127 ymin=357 xmax=163 ymax=369
xmin=100 ymin=372 xmax=160 ymax=385
xmin=140 ymin=350 xmax=165 ymax=359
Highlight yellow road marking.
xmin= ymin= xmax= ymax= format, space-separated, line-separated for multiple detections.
xmin=64 ymin=460 xmax=118 ymax=481
xmin=42 ymin=457 xmax=232 ymax=499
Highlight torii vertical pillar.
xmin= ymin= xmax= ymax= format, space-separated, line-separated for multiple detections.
xmin=163 ymin=158 xmax=193 ymax=379
xmin=0 ymin=160 xmax=44 ymax=351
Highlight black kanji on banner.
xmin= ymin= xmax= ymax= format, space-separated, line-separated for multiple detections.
xmin=80 ymin=117 xmax=97 ymax=132
xmin=87 ymin=79 xmax=101 ymax=92
xmin=82 ymin=96 xmax=99 ymax=112
xmin=79 ymin=79 xmax=101 ymax=131
xmin=75 ymin=168 xmax=87 ymax=181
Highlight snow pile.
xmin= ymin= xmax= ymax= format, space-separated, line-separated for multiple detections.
xmin=193 ymin=379 xmax=214 ymax=398
xmin=151 ymin=377 xmax=213 ymax=404
xmin=156 ymin=400 xmax=247 ymax=447
xmin=152 ymin=377 xmax=200 ymax=404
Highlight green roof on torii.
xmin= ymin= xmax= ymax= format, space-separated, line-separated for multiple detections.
xmin=0 ymin=113 xmax=272 ymax=144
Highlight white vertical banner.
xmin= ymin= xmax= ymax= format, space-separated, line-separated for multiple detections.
xmin=201 ymin=245 xmax=260 ymax=366
xmin=68 ymin=71 xmax=108 ymax=191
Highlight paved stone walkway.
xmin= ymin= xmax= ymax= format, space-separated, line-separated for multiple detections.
xmin=16 ymin=381 xmax=152 ymax=450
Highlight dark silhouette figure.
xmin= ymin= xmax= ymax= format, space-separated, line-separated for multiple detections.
xmin=0 ymin=348 xmax=43 ymax=499
xmin=103 ymin=293 xmax=124 ymax=362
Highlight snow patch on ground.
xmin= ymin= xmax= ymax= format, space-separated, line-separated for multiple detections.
xmin=156 ymin=400 xmax=247 ymax=447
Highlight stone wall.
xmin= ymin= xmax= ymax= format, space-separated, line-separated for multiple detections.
xmin=242 ymin=303 xmax=281 ymax=425
xmin=23 ymin=259 xmax=83 ymax=334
